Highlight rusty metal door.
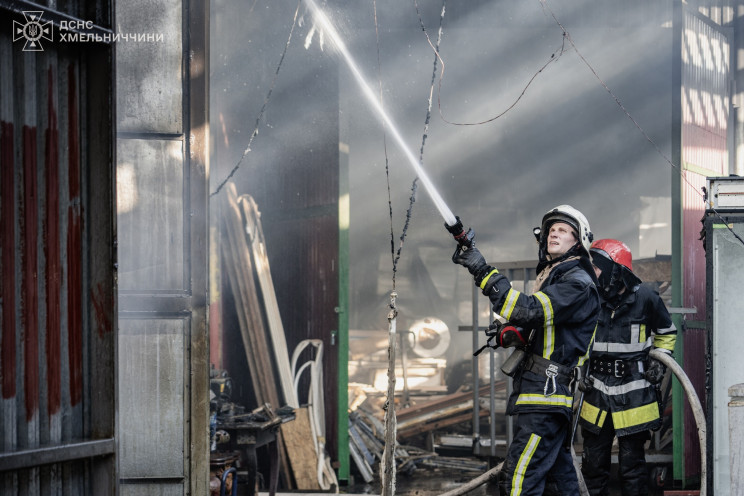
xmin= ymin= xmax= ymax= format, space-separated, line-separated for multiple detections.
xmin=0 ymin=2 xmax=117 ymax=494
xmin=115 ymin=0 xmax=209 ymax=494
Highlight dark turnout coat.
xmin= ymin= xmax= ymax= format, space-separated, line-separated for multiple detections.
xmin=483 ymin=256 xmax=600 ymax=420
xmin=579 ymin=284 xmax=676 ymax=436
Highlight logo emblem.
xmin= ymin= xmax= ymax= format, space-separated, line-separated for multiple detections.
xmin=13 ymin=11 xmax=53 ymax=52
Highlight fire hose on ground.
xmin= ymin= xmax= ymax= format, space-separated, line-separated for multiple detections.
xmin=437 ymin=348 xmax=706 ymax=496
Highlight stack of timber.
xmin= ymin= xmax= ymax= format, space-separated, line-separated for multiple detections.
xmin=222 ymin=183 xmax=335 ymax=490
xmin=396 ymin=384 xmax=506 ymax=440
xmin=347 ymin=384 xmax=504 ymax=481
xmin=348 ymin=407 xmax=487 ymax=482
xmin=238 ymin=193 xmax=296 ymax=406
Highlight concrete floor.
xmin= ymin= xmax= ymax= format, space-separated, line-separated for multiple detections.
xmin=337 ymin=464 xmax=669 ymax=496
xmin=332 ymin=470 xmax=664 ymax=496
xmin=249 ymin=458 xmax=675 ymax=496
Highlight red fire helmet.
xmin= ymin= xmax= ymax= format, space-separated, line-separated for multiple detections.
xmin=590 ymin=238 xmax=633 ymax=272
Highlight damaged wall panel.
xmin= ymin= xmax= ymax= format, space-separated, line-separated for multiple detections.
xmin=0 ymin=1 xmax=116 ymax=493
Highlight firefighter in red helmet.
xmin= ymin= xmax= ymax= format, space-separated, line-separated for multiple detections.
xmin=580 ymin=239 xmax=677 ymax=496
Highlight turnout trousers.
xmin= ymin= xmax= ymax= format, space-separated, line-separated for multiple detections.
xmin=581 ymin=415 xmax=650 ymax=496
xmin=498 ymin=412 xmax=578 ymax=496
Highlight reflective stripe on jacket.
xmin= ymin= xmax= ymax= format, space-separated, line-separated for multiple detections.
xmin=580 ymin=284 xmax=676 ymax=436
xmin=484 ymin=257 xmax=599 ymax=419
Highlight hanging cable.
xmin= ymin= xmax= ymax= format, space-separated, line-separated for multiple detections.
xmin=372 ymin=0 xmax=398 ymax=285
xmin=415 ymin=0 xmax=568 ymax=126
xmin=413 ymin=0 xmax=445 ymax=153
xmin=210 ymin=0 xmax=303 ymax=198
xmin=389 ymin=2 xmax=448 ymax=290
xmin=376 ymin=0 xmax=449 ymax=288
xmin=389 ymin=0 xmax=449 ymax=288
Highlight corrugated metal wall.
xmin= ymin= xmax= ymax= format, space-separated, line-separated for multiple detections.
xmin=680 ymin=8 xmax=730 ymax=482
xmin=0 ymin=1 xmax=117 ymax=494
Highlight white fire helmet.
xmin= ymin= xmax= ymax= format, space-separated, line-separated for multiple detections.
xmin=538 ymin=205 xmax=593 ymax=255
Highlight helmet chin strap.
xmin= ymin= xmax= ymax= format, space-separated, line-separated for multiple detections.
xmin=537 ymin=241 xmax=583 ymax=274
xmin=548 ymin=241 xmax=582 ymax=261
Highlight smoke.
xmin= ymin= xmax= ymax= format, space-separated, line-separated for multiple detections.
xmin=210 ymin=0 xmax=674 ymax=350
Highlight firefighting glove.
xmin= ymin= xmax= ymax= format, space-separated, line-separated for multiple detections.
xmin=451 ymin=244 xmax=494 ymax=284
xmin=645 ymin=358 xmax=667 ymax=384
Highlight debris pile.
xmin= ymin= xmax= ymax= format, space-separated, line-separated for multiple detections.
xmin=347 ymin=384 xmax=507 ymax=483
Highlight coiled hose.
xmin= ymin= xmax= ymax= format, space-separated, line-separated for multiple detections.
xmin=649 ymin=348 xmax=706 ymax=496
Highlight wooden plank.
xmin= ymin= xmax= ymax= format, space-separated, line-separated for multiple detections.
xmin=398 ymin=409 xmax=491 ymax=439
xmin=221 ymin=184 xmax=272 ymax=405
xmin=397 ymin=384 xmax=503 ymax=421
xmin=280 ymin=408 xmax=321 ymax=490
xmin=397 ymin=401 xmax=476 ymax=431
xmin=223 ymin=183 xmax=282 ymax=407
xmin=239 ymin=195 xmax=297 ymax=407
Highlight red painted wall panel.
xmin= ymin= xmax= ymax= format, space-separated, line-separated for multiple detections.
xmin=67 ymin=64 xmax=84 ymax=407
xmin=0 ymin=5 xmax=116 ymax=489
xmin=1 ymin=121 xmax=15 ymax=400
xmin=22 ymin=125 xmax=39 ymax=422
xmin=45 ymin=68 xmax=62 ymax=416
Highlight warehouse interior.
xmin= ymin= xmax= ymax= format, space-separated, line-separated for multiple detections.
xmin=207 ymin=1 xmax=689 ymax=493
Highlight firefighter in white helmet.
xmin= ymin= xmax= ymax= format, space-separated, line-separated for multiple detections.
xmin=579 ymin=239 xmax=676 ymax=496
xmin=448 ymin=205 xmax=599 ymax=495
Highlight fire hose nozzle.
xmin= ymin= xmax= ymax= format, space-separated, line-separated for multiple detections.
xmin=445 ymin=216 xmax=475 ymax=248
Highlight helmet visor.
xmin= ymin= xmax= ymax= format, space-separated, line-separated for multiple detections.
xmin=542 ymin=214 xmax=579 ymax=238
